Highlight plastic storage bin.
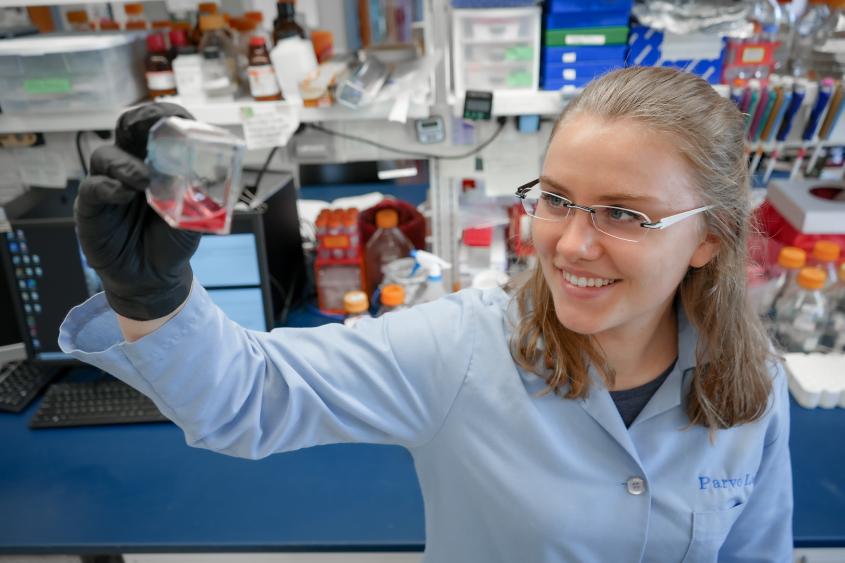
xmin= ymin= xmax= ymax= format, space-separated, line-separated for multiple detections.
xmin=542 ymin=60 xmax=621 ymax=89
xmin=626 ymin=25 xmax=726 ymax=85
xmin=452 ymin=7 xmax=541 ymax=96
xmin=544 ymin=10 xmax=630 ymax=29
xmin=0 ymin=33 xmax=145 ymax=114
xmin=547 ymin=0 xmax=632 ymax=13
xmin=542 ymin=45 xmax=627 ymax=64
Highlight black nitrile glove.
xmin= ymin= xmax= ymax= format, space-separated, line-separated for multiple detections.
xmin=75 ymin=103 xmax=201 ymax=321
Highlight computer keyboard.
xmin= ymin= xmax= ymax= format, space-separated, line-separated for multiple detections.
xmin=0 ymin=361 xmax=59 ymax=413
xmin=30 ymin=379 xmax=170 ymax=428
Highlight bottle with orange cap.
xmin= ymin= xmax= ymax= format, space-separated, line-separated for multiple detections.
xmin=765 ymin=246 xmax=806 ymax=317
xmin=809 ymin=240 xmax=841 ymax=290
xmin=822 ymin=262 xmax=845 ymax=351
xmin=123 ymin=3 xmax=148 ymax=30
xmin=66 ymin=10 xmax=94 ymax=32
xmin=774 ymin=266 xmax=828 ymax=352
xmin=377 ymin=284 xmax=407 ymax=316
xmin=343 ymin=290 xmax=370 ymax=327
xmin=365 ymin=208 xmax=414 ymax=297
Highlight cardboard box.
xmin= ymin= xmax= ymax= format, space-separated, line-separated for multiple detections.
xmin=767 ymin=179 xmax=845 ymax=234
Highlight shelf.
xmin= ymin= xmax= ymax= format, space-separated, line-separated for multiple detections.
xmin=450 ymin=90 xmax=572 ymax=117
xmin=0 ymin=0 xmax=140 ymax=6
xmin=0 ymin=97 xmax=432 ymax=134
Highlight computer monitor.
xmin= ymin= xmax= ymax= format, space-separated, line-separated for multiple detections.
xmin=0 ymin=211 xmax=274 ymax=364
xmin=0 ymin=241 xmax=25 ymax=364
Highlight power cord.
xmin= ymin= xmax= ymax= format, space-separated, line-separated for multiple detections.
xmin=75 ymin=131 xmax=88 ymax=176
xmin=306 ymin=116 xmax=508 ymax=161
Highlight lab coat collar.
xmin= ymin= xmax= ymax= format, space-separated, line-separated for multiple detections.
xmin=578 ymin=304 xmax=700 ymax=455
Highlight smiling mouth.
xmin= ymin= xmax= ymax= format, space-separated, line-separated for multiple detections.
xmin=561 ymin=270 xmax=620 ymax=288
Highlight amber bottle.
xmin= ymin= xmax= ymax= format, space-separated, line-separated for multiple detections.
xmin=247 ymin=36 xmax=282 ymax=101
xmin=145 ymin=32 xmax=177 ymax=97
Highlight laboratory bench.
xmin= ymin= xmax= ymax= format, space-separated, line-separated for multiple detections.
xmin=0 ymin=305 xmax=842 ymax=554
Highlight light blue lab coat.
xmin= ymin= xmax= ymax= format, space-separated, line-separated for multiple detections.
xmin=58 ymin=281 xmax=793 ymax=562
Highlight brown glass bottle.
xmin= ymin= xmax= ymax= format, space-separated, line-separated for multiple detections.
xmin=273 ymin=0 xmax=306 ymax=44
xmin=247 ymin=35 xmax=282 ymax=101
xmin=145 ymin=32 xmax=177 ymax=97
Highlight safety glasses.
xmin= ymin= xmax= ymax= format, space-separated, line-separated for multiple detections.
xmin=515 ymin=178 xmax=714 ymax=243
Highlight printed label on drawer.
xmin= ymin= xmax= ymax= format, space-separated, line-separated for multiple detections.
xmin=23 ymin=78 xmax=71 ymax=94
xmin=505 ymin=45 xmax=534 ymax=61
xmin=563 ymin=69 xmax=577 ymax=80
xmin=565 ymin=35 xmax=606 ymax=46
xmin=562 ymin=52 xmax=577 ymax=63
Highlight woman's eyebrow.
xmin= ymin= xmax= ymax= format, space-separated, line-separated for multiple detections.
xmin=539 ymin=176 xmax=659 ymax=206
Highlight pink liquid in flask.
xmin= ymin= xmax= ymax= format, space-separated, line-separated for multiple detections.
xmin=149 ymin=186 xmax=228 ymax=233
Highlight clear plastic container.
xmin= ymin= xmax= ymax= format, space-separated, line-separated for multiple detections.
xmin=790 ymin=0 xmax=832 ymax=77
xmin=766 ymin=246 xmax=807 ymax=317
xmin=144 ymin=116 xmax=246 ymax=235
xmin=0 ymin=33 xmax=145 ymax=114
xmin=452 ymin=7 xmax=540 ymax=97
xmin=198 ymin=14 xmax=238 ymax=99
xmin=365 ymin=209 xmax=414 ymax=296
xmin=823 ymin=263 xmax=845 ymax=352
xmin=775 ymin=267 xmax=828 ymax=353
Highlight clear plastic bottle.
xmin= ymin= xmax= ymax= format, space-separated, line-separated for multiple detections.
xmin=343 ymin=290 xmax=370 ymax=327
xmin=198 ymin=14 xmax=238 ymax=99
xmin=809 ymin=240 xmax=841 ymax=289
xmin=766 ymin=245 xmax=807 ymax=317
xmin=823 ymin=263 xmax=845 ymax=351
xmin=774 ymin=0 xmax=797 ymax=73
xmin=377 ymin=284 xmax=407 ymax=316
xmin=365 ymin=209 xmax=414 ymax=296
xmin=775 ymin=267 xmax=828 ymax=352
xmin=790 ymin=0 xmax=832 ymax=77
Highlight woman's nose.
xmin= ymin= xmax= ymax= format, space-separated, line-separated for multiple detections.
xmin=555 ymin=209 xmax=603 ymax=261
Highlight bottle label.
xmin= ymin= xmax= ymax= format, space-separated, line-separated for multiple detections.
xmin=247 ymin=64 xmax=281 ymax=97
xmin=146 ymin=71 xmax=176 ymax=91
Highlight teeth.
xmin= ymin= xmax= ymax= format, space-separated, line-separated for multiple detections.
xmin=563 ymin=270 xmax=617 ymax=288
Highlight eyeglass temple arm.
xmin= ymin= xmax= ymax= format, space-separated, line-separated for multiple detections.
xmin=515 ymin=178 xmax=541 ymax=197
xmin=641 ymin=205 xmax=715 ymax=230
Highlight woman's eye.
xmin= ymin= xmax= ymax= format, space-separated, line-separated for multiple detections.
xmin=606 ymin=208 xmax=640 ymax=222
xmin=541 ymin=193 xmax=568 ymax=208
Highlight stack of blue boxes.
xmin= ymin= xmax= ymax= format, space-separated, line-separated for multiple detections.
xmin=541 ymin=0 xmax=632 ymax=91
xmin=625 ymin=25 xmax=726 ymax=85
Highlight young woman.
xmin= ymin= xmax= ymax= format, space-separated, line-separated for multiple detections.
xmin=61 ymin=66 xmax=792 ymax=562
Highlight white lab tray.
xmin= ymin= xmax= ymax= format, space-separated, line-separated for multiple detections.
xmin=785 ymin=353 xmax=845 ymax=409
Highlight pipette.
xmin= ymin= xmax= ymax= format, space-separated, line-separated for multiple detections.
xmin=791 ymin=78 xmax=835 ymax=179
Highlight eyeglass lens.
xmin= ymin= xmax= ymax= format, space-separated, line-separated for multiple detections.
xmin=520 ymin=187 xmax=649 ymax=242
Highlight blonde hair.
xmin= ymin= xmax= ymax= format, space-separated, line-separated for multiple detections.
xmin=510 ymin=66 xmax=773 ymax=431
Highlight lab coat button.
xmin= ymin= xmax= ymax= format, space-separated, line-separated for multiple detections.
xmin=626 ymin=477 xmax=646 ymax=495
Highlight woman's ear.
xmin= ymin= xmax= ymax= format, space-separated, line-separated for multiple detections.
xmin=689 ymin=233 xmax=720 ymax=268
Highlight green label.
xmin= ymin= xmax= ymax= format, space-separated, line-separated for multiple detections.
xmin=505 ymin=46 xmax=533 ymax=61
xmin=23 ymin=78 xmax=71 ymax=94
xmin=507 ymin=71 xmax=533 ymax=87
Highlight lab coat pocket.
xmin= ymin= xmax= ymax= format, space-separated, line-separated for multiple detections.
xmin=680 ymin=502 xmax=745 ymax=563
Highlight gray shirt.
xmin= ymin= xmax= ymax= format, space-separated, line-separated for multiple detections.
xmin=610 ymin=359 xmax=677 ymax=428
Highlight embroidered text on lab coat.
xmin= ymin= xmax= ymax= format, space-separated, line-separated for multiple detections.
xmin=698 ymin=473 xmax=755 ymax=490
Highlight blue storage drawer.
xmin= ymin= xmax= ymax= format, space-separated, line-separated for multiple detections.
xmin=542 ymin=60 xmax=621 ymax=83
xmin=544 ymin=10 xmax=630 ymax=29
xmin=542 ymin=45 xmax=626 ymax=64
xmin=547 ymin=0 xmax=632 ymax=14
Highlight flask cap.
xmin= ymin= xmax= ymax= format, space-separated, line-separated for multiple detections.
xmin=778 ymin=246 xmax=806 ymax=269
xmin=381 ymin=284 xmax=405 ymax=307
xmin=344 ymin=291 xmax=368 ymax=314
xmin=798 ymin=267 xmax=826 ymax=290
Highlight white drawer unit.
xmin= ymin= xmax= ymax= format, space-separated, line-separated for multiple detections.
xmin=452 ymin=7 xmax=541 ymax=97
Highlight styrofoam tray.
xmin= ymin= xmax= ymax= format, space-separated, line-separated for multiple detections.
xmin=785 ymin=353 xmax=845 ymax=409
